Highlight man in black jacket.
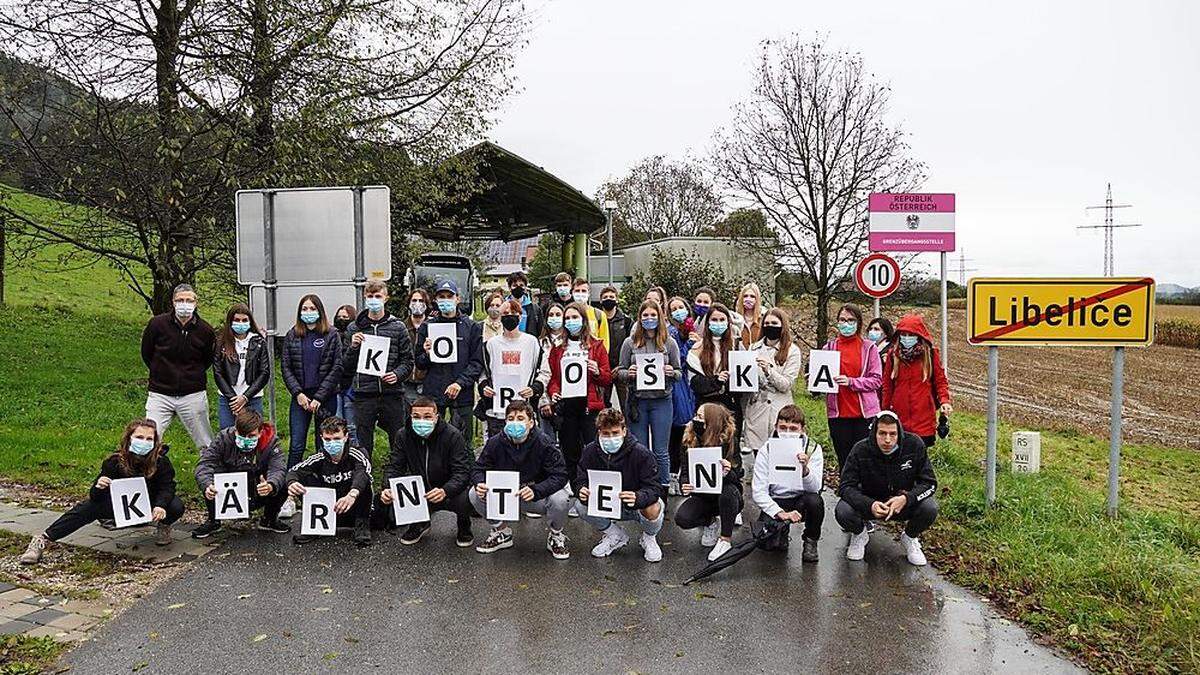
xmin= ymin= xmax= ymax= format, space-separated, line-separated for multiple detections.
xmin=415 ymin=279 xmax=484 ymax=447
xmin=836 ymin=410 xmax=938 ymax=566
xmin=506 ymin=271 xmax=542 ymax=338
xmin=342 ymin=279 xmax=415 ymax=462
xmin=575 ymin=408 xmax=664 ymax=562
xmin=599 ymin=285 xmax=632 ymax=412
xmin=141 ymin=283 xmax=215 ymax=451
xmin=286 ymin=416 xmax=373 ymax=547
xmin=192 ymin=411 xmax=288 ymax=538
xmin=373 ymin=397 xmax=474 ymax=547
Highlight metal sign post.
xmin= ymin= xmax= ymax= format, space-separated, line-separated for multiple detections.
xmin=985 ymin=345 xmax=998 ymax=507
xmin=352 ymin=186 xmax=366 ymax=311
xmin=262 ymin=191 xmax=278 ymax=425
xmin=940 ymin=251 xmax=949 ymax=370
xmin=873 ymin=298 xmax=880 ymax=319
xmin=1107 ymin=346 xmax=1125 ymax=517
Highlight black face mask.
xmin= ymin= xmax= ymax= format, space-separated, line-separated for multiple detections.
xmin=691 ymin=420 xmax=705 ymax=437
xmin=511 ymin=286 xmax=525 ymax=299
xmin=501 ymin=315 xmax=521 ymax=331
xmin=761 ymin=324 xmax=783 ymax=341
xmin=600 ymin=298 xmax=618 ymax=311
xmin=334 ymin=317 xmax=350 ymax=331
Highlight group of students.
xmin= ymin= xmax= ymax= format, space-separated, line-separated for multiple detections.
xmin=19 ymin=274 xmax=951 ymax=569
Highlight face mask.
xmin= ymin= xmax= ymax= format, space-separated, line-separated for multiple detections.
xmin=235 ymin=434 xmax=257 ymax=451
xmin=564 ymin=317 xmax=583 ymax=335
xmin=501 ymin=315 xmax=521 ymax=331
xmin=599 ymin=435 xmax=623 ymax=454
xmin=437 ymin=299 xmax=457 ymax=315
xmin=708 ymin=321 xmax=728 ymax=336
xmin=511 ymin=286 xmax=525 ymax=299
xmin=129 ymin=438 xmax=155 ymax=456
xmin=324 ymin=438 xmax=345 ymax=457
xmin=778 ymin=431 xmax=803 ymax=439
xmin=334 ymin=317 xmax=350 ymax=331
xmin=641 ymin=317 xmax=659 ymax=331
xmin=487 ymin=306 xmax=501 ymax=319
xmin=300 ymin=310 xmax=320 ymax=325
xmin=878 ymin=440 xmax=897 ymax=455
xmin=693 ymin=304 xmax=709 ymax=317
xmin=899 ymin=335 xmax=919 ymax=349
xmin=504 ymin=420 xmax=527 ymax=442
xmin=671 ymin=308 xmax=688 ymax=323
xmin=743 ymin=297 xmax=756 ymax=310
xmin=409 ymin=301 xmax=426 ymax=316
xmin=547 ymin=316 xmax=563 ymax=331
xmin=572 ymin=291 xmax=589 ymax=305
xmin=412 ymin=419 xmax=435 ymax=438
xmin=174 ymin=301 xmax=195 ymax=319
xmin=762 ymin=325 xmax=782 ymax=341
xmin=867 ymin=328 xmax=884 ymax=343
xmin=837 ymin=321 xmax=857 ymax=337
xmin=556 ymin=285 xmax=571 ymax=299
xmin=600 ymin=298 xmax=617 ymax=311
xmin=365 ymin=298 xmax=385 ymax=313
xmin=231 ymin=321 xmax=251 ymax=336
xmin=691 ymin=420 xmax=706 ymax=436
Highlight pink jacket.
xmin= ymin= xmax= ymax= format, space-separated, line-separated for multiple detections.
xmin=821 ymin=337 xmax=883 ymax=419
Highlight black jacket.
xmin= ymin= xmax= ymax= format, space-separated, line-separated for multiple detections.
xmin=194 ymin=425 xmax=287 ymax=495
xmin=90 ymin=453 xmax=178 ymax=509
xmin=141 ymin=312 xmax=215 ymax=396
xmin=414 ymin=314 xmax=484 ymax=406
xmin=605 ymin=309 xmax=633 ymax=368
xmin=575 ymin=435 xmax=661 ymax=509
xmin=517 ymin=297 xmax=543 ymax=338
xmin=286 ymin=446 xmax=373 ymax=498
xmin=471 ymin=427 xmax=567 ymax=501
xmin=281 ymin=327 xmax=342 ymax=403
xmin=342 ymin=310 xmax=415 ymax=397
xmin=212 ymin=333 xmax=271 ymax=399
xmin=838 ymin=415 xmax=937 ymax=513
xmin=677 ymin=447 xmax=745 ymax=492
xmin=385 ymin=420 xmax=472 ymax=498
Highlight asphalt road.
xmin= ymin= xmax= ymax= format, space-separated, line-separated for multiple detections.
xmin=63 ymin=493 xmax=1081 ymax=674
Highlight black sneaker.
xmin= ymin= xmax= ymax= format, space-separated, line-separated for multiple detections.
xmin=354 ymin=520 xmax=372 ymax=547
xmin=802 ymin=537 xmax=820 ymax=563
xmin=97 ymin=519 xmax=118 ymax=531
xmin=292 ymin=534 xmax=312 ymax=545
xmin=455 ymin=525 xmax=474 ymax=548
xmin=399 ymin=523 xmax=430 ymax=546
xmin=257 ymin=518 xmax=290 ymax=534
xmin=191 ymin=520 xmax=222 ymax=539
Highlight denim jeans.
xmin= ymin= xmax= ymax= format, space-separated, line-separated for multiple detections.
xmin=336 ymin=392 xmax=359 ymax=447
xmin=629 ymin=396 xmax=673 ymax=486
xmin=217 ymin=395 xmax=264 ymax=430
xmin=582 ymin=499 xmax=665 ymax=536
xmin=288 ymin=397 xmax=325 ymax=469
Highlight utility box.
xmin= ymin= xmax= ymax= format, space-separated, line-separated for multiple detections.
xmin=1012 ymin=431 xmax=1042 ymax=473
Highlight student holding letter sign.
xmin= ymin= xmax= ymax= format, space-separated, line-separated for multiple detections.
xmin=686 ymin=303 xmax=743 ymax=453
xmin=21 ymin=419 xmax=185 ymax=564
xmin=574 ymin=409 xmax=665 ymax=562
xmin=469 ymin=401 xmax=571 ymax=559
xmin=617 ymin=300 xmax=682 ymax=488
xmin=546 ymin=302 xmax=612 ymax=490
xmin=820 ymin=304 xmax=883 ymax=468
xmin=281 ymin=294 xmax=343 ymax=473
xmin=374 ymin=397 xmax=475 ymax=547
xmin=675 ymin=403 xmax=745 ymax=562
xmin=415 ymin=279 xmax=485 ymax=447
xmin=286 ymin=416 xmax=374 ymax=547
xmin=479 ymin=299 xmax=544 ymax=438
xmin=750 ymin=405 xmax=824 ymax=562
xmin=192 ymin=411 xmax=289 ymax=539
xmin=741 ymin=308 xmax=803 ymax=454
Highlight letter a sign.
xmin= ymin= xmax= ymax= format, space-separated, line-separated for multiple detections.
xmin=214 ymin=471 xmax=250 ymax=520
xmin=357 ymin=334 xmax=391 ymax=377
xmin=109 ymin=477 xmax=152 ymax=528
xmin=727 ymin=350 xmax=758 ymax=393
xmin=807 ymin=350 xmax=840 ymax=394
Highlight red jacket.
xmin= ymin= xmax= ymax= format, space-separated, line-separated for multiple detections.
xmin=547 ymin=339 xmax=612 ymax=412
xmin=881 ymin=314 xmax=951 ymax=437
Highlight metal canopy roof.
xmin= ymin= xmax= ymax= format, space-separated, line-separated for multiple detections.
xmin=420 ymin=142 xmax=606 ymax=242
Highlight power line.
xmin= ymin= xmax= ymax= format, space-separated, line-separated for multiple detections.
xmin=1079 ymin=183 xmax=1142 ymax=276
xmin=947 ymin=249 xmax=978 ymax=287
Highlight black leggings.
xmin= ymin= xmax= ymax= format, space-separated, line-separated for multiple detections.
xmin=668 ymin=425 xmax=687 ymax=474
xmin=557 ymin=402 xmax=598 ymax=485
xmin=674 ymin=483 xmax=743 ymax=538
xmin=372 ymin=487 xmax=472 ymax=531
xmin=835 ymin=496 xmax=939 ymax=539
xmin=769 ymin=493 xmax=825 ymax=541
xmin=46 ymin=496 xmax=184 ymax=541
xmin=828 ymin=417 xmax=872 ymax=468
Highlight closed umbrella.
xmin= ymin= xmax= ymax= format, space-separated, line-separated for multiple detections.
xmin=682 ymin=518 xmax=788 ymax=585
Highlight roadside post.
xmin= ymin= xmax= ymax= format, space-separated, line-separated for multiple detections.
xmin=967 ymin=277 xmax=1155 ymax=514
xmin=261 ymin=191 xmax=278 ymax=425
xmin=854 ymin=253 xmax=901 ymax=320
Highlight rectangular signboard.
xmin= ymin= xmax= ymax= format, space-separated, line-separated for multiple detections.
xmin=869 ymin=193 xmax=955 ymax=252
xmin=967 ymin=277 xmax=1154 ymax=346
xmin=249 ymin=283 xmax=360 ymax=337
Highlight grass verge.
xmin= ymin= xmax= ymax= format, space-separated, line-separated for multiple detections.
xmin=0 ymin=635 xmax=67 ymax=675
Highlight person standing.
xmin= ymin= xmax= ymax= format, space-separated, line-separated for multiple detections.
xmin=823 ymin=303 xmax=883 ymax=468
xmin=552 ymin=272 xmax=574 ymax=306
xmin=535 ymin=303 xmax=568 ymax=445
xmin=686 ymin=303 xmax=738 ymax=417
xmin=675 ymin=403 xmax=744 ymax=561
xmin=866 ymin=316 xmax=895 ymax=359
xmin=281 ymin=295 xmax=342 ymax=468
xmin=546 ymin=302 xmax=612 ymax=492
xmin=332 ymin=304 xmax=360 ymax=447
xmin=481 ymin=290 xmax=505 ymax=342
xmin=618 ymin=299 xmax=682 ymax=489
xmin=881 ymin=313 xmax=952 ymax=447
xmin=415 ymin=279 xmax=484 ymax=447
xmin=141 ymin=283 xmax=215 ymax=451
xmin=571 ymin=278 xmax=609 ymax=347
xmin=506 ymin=271 xmax=543 ymax=337
xmin=212 ymin=303 xmax=269 ymax=430
xmin=665 ymin=296 xmax=697 ymax=495
xmin=402 ymin=289 xmax=432 ymax=405
xmin=741 ymin=308 xmax=802 ymax=454
xmin=750 ymin=405 xmax=823 ymax=562
xmin=599 ymin=285 xmax=632 ymax=411
xmin=736 ymin=282 xmax=768 ymax=349
xmin=480 ymin=299 xmax=544 ymax=438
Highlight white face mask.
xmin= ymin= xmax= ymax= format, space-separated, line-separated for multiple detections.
xmin=174 ymin=301 xmax=196 ymax=318
xmin=572 ymin=291 xmax=589 ymax=305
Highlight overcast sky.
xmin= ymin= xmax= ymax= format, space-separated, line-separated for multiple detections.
xmin=490 ymin=0 xmax=1200 ymax=286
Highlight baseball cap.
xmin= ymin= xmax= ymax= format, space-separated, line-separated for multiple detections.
xmin=434 ymin=279 xmax=459 ymax=295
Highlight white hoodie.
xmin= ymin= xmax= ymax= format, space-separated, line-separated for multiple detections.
xmin=751 ymin=435 xmax=824 ymax=518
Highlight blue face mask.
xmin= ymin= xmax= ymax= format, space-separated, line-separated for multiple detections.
xmin=437 ymin=299 xmax=457 ymax=315
xmin=300 ymin=310 xmax=320 ymax=325
xmin=708 ymin=320 xmax=728 ymax=336
xmin=837 ymin=321 xmax=857 ymax=337
xmin=235 ymin=434 xmax=257 ymax=451
xmin=599 ymin=435 xmax=623 ymax=454
xmin=547 ymin=316 xmax=563 ymax=331
xmin=641 ymin=317 xmax=659 ymax=331
xmin=564 ymin=318 xmax=583 ymax=335
xmin=693 ymin=304 xmax=709 ymax=317
xmin=129 ymin=438 xmax=155 ymax=456
xmin=231 ymin=321 xmax=251 ymax=336
xmin=365 ymin=298 xmax=385 ymax=313
xmin=867 ymin=328 xmax=884 ymax=343
xmin=412 ymin=419 xmax=435 ymax=438
xmin=899 ymin=334 xmax=919 ymax=349
xmin=324 ymin=438 xmax=345 ymax=457
xmin=504 ymin=421 xmax=528 ymax=442
xmin=671 ymin=308 xmax=688 ymax=323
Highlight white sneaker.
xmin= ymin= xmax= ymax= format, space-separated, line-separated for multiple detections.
xmin=279 ymin=498 xmax=296 ymax=520
xmin=700 ymin=521 xmax=720 ymax=547
xmin=865 ymin=520 xmax=878 ymax=533
xmin=846 ymin=530 xmax=870 ymax=561
xmin=640 ymin=533 xmax=662 ymax=563
xmin=900 ymin=533 xmax=927 ymax=566
xmin=590 ymin=526 xmax=629 ymax=558
xmin=734 ymin=513 xmax=743 ymax=526
xmin=707 ymin=538 xmax=732 ymax=561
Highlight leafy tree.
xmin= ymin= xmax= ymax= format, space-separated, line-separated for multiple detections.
xmin=597 ymin=155 xmax=723 ymax=248
xmin=619 ymin=247 xmax=758 ymax=316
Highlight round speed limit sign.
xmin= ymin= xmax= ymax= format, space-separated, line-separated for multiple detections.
xmin=855 ymin=253 xmax=901 ymax=299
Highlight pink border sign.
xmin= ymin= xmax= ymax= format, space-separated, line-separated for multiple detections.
xmin=868 ymin=193 xmax=955 ymax=213
xmin=869 ymin=192 xmax=956 ymax=252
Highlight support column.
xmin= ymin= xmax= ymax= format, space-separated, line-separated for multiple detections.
xmin=561 ymin=234 xmax=574 ymax=273
xmin=572 ymin=232 xmax=589 ymax=280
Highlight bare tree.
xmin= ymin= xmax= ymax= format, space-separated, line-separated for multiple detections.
xmin=712 ymin=37 xmax=925 ymax=345
xmin=598 ymin=155 xmax=723 ymax=247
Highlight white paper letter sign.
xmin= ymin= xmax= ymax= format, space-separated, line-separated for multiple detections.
xmin=389 ymin=475 xmax=431 ymax=526
xmin=587 ymin=470 xmax=623 ymax=519
xmin=357 ymin=334 xmax=391 ymax=377
xmin=300 ymin=487 xmax=338 ymax=536
xmin=486 ymin=470 xmax=521 ymax=521
xmin=807 ymin=350 xmax=841 ymax=394
xmin=767 ymin=437 xmax=805 ymax=491
xmin=109 ymin=477 xmax=152 ymax=528
xmin=214 ymin=471 xmax=250 ymax=520
xmin=492 ymin=372 xmax=523 ymax=416
xmin=561 ymin=355 xmax=588 ymax=399
xmin=428 ymin=322 xmax=458 ymax=364
xmin=635 ymin=353 xmax=666 ymax=391
xmin=728 ymin=350 xmax=759 ymax=393
xmin=688 ymin=446 xmax=723 ymax=495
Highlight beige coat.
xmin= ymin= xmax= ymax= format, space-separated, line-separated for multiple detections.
xmin=740 ymin=338 xmax=803 ymax=452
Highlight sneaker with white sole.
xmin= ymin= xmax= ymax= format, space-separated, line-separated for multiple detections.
xmin=20 ymin=534 xmax=48 ymax=565
xmin=476 ymin=527 xmax=514 ymax=554
xmin=640 ymin=533 xmax=662 ymax=563
xmin=900 ymin=533 xmax=927 ymax=566
xmin=707 ymin=538 xmax=732 ymax=561
xmin=547 ymin=529 xmax=570 ymax=560
xmin=846 ymin=530 xmax=870 ymax=561
xmin=590 ymin=526 xmax=629 ymax=558
xmin=734 ymin=513 xmax=743 ymax=526
xmin=279 ymin=498 xmax=296 ymax=520
xmin=525 ymin=511 xmax=543 ymax=519
xmin=700 ymin=521 xmax=720 ymax=547
xmin=865 ymin=520 xmax=878 ymax=533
